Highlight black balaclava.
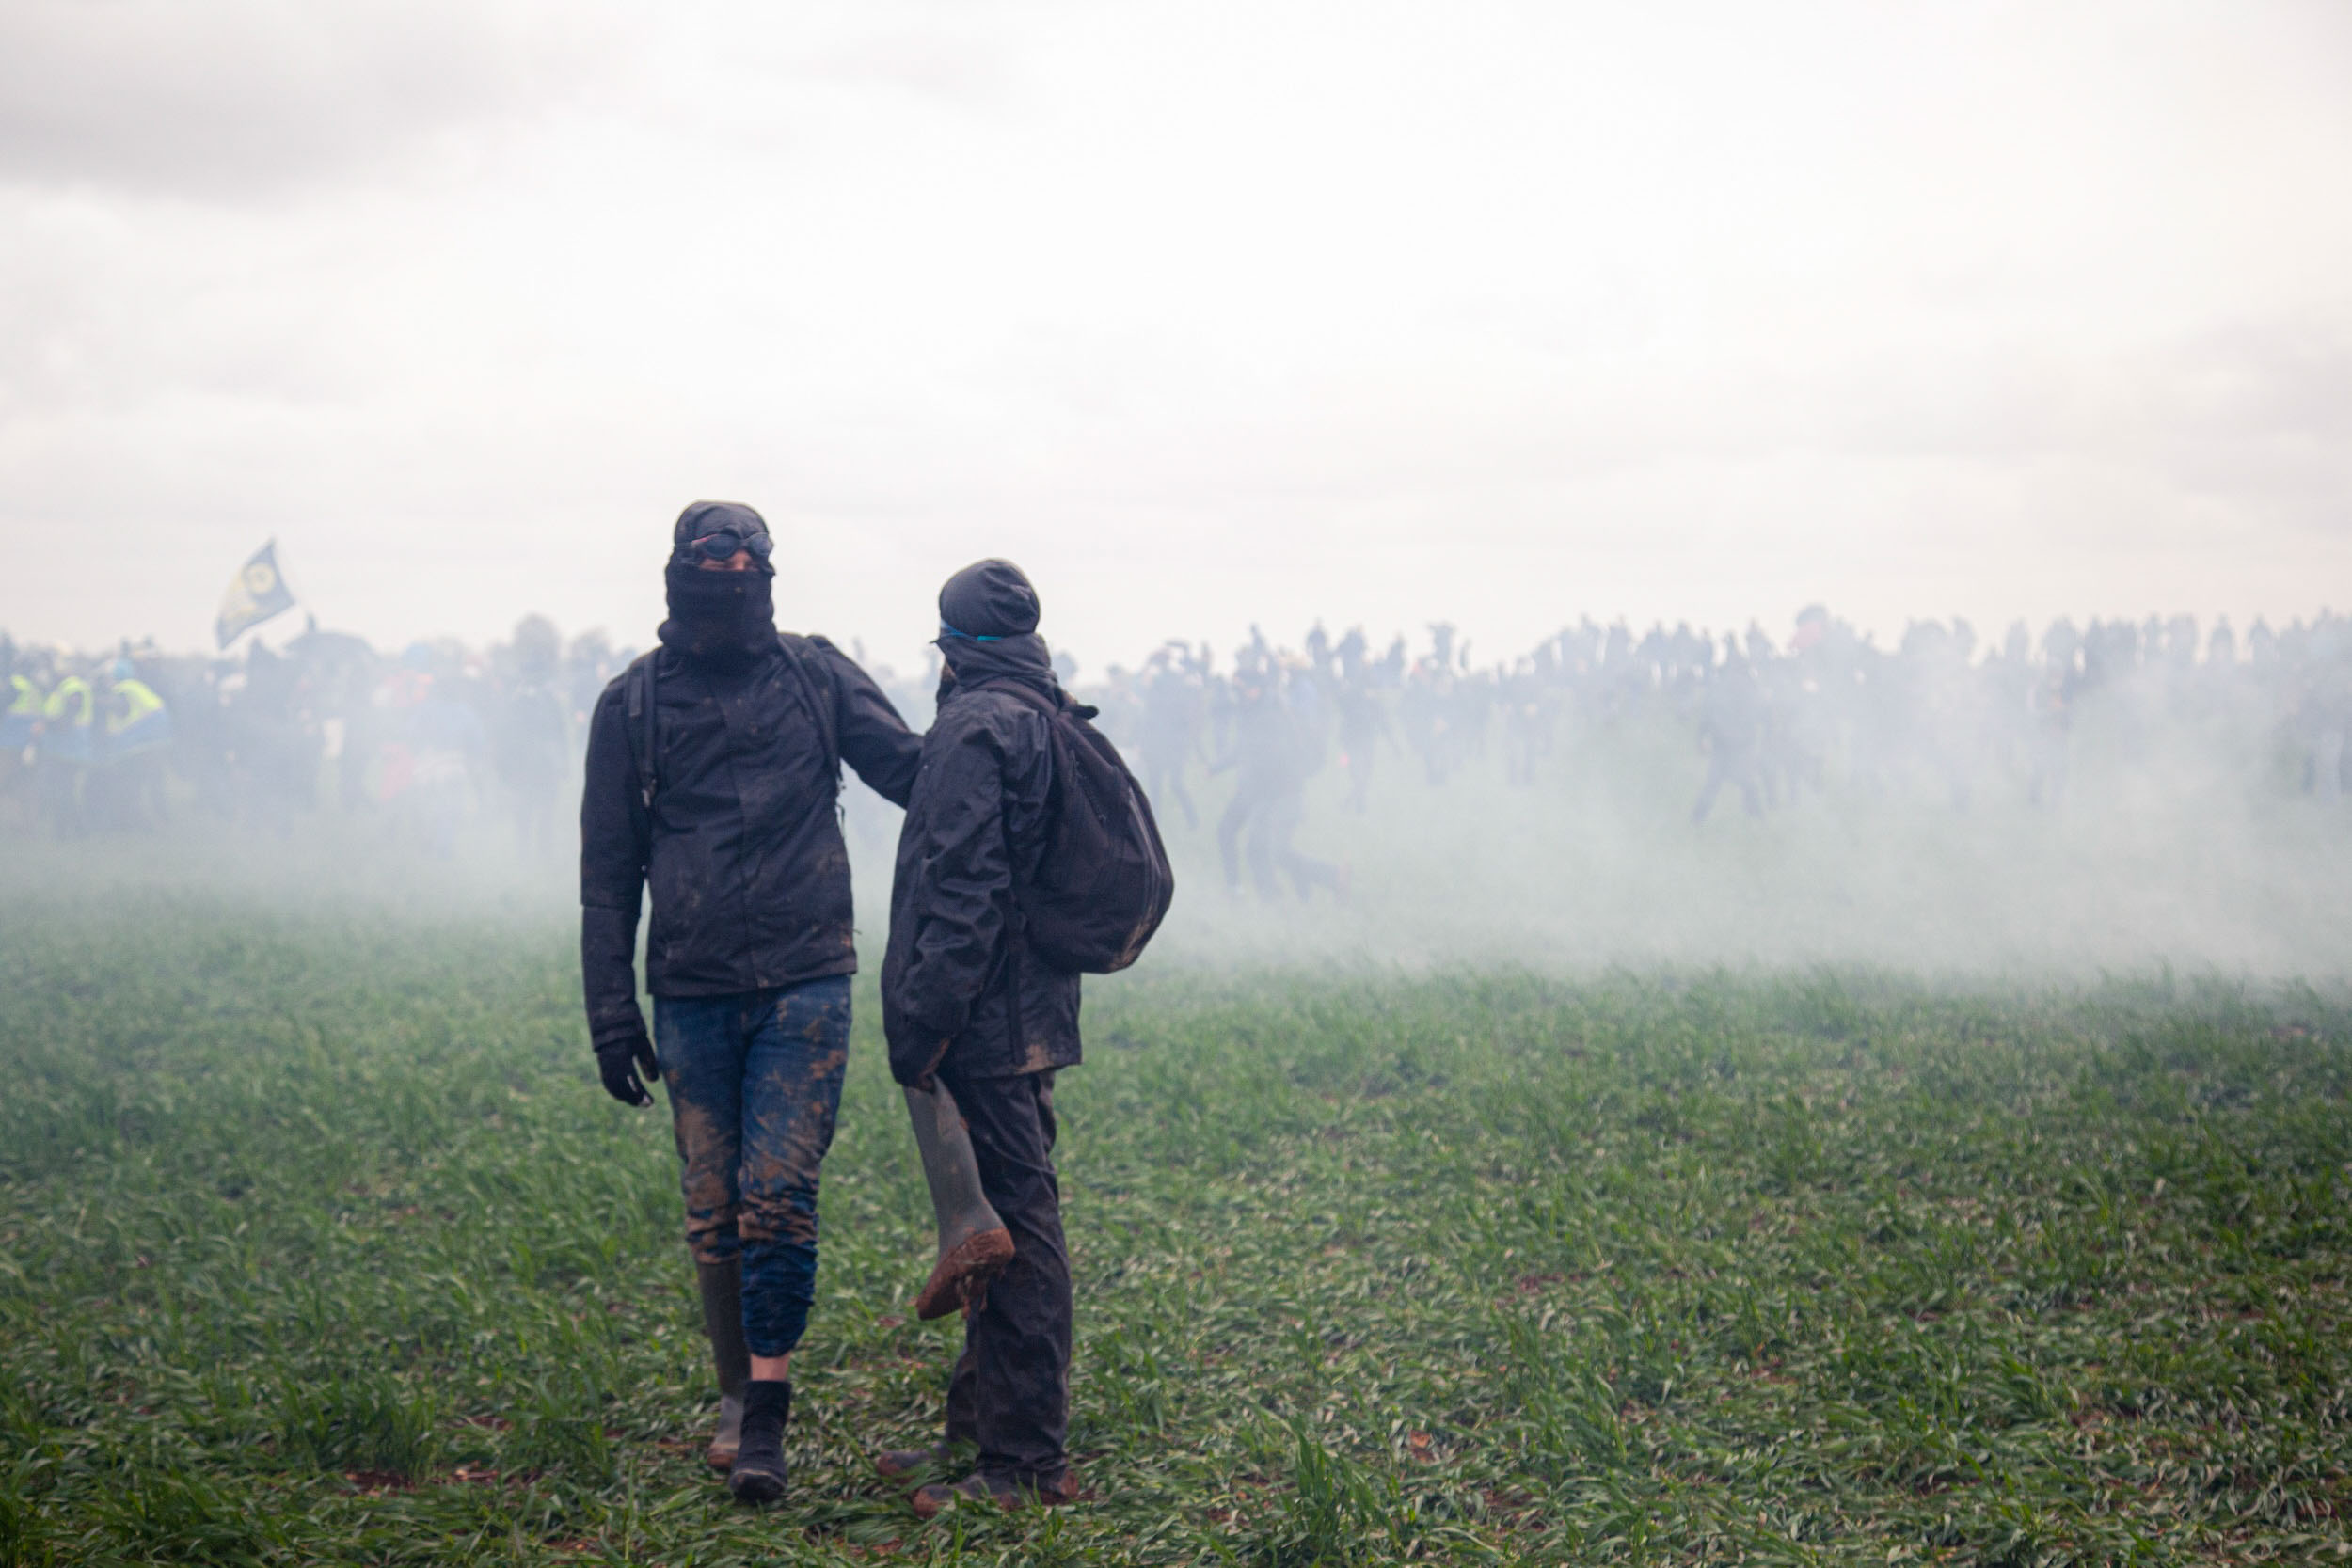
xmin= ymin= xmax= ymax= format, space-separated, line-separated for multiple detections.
xmin=659 ymin=501 xmax=776 ymax=670
xmin=934 ymin=558 xmax=1055 ymax=702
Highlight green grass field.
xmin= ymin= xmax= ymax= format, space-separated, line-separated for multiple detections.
xmin=2 ymin=893 xmax=2347 ymax=1565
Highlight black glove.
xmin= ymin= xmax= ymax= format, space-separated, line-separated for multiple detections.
xmin=594 ymin=1013 xmax=660 ymax=1108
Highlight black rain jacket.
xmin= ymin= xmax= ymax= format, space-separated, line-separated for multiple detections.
xmin=881 ymin=636 xmax=1083 ymax=1085
xmin=580 ymin=635 xmax=919 ymax=1047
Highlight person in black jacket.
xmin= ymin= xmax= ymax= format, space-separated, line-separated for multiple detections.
xmin=579 ymin=501 xmax=921 ymax=1503
xmin=879 ymin=559 xmax=1085 ymax=1515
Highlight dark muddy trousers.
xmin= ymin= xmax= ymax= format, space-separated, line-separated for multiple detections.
xmin=1142 ymin=747 xmax=1197 ymax=830
xmin=936 ymin=1068 xmax=1073 ymax=1490
xmin=1690 ymin=749 xmax=1764 ymax=824
xmin=1219 ymin=783 xmax=1342 ymax=900
xmin=656 ymin=976 xmax=850 ymax=1357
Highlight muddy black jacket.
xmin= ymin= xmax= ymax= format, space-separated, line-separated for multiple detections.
xmin=881 ymin=641 xmax=1083 ymax=1085
xmin=580 ymin=635 xmax=919 ymax=1046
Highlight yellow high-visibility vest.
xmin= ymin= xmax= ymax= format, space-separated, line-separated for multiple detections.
xmin=43 ymin=675 xmax=91 ymax=728
xmin=105 ymin=677 xmax=166 ymax=736
xmin=40 ymin=674 xmax=94 ymax=764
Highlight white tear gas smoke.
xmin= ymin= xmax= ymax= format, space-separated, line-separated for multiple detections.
xmin=3 ymin=609 xmax=2346 ymax=983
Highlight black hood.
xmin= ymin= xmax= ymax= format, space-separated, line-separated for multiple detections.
xmin=936 ymin=558 xmax=1054 ymax=703
xmin=671 ymin=500 xmax=774 ymax=567
xmin=938 ymin=558 xmax=1040 ymax=640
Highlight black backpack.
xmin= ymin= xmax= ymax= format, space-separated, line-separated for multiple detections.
xmin=976 ymin=680 xmax=1174 ymax=974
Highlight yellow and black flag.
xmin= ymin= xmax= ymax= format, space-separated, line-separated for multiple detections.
xmin=215 ymin=541 xmax=297 ymax=649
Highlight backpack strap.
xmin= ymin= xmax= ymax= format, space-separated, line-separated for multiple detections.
xmin=622 ymin=652 xmax=659 ymax=810
xmin=776 ymin=633 xmax=839 ymax=782
xmin=625 ymin=641 xmax=838 ymax=813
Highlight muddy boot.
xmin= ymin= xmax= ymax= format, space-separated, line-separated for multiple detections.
xmin=696 ymin=1258 xmax=751 ymax=1474
xmin=875 ymin=1442 xmax=953 ymax=1488
xmin=727 ymin=1380 xmax=790 ymax=1503
xmin=911 ymin=1473 xmax=1001 ymax=1519
xmin=905 ymin=1083 xmax=1015 ymax=1321
xmin=911 ymin=1469 xmax=1082 ymax=1519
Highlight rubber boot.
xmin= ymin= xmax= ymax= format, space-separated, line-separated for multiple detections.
xmin=728 ymin=1380 xmax=790 ymax=1503
xmin=875 ymin=1442 xmax=954 ymax=1487
xmin=912 ymin=1468 xmax=1082 ymax=1518
xmin=697 ymin=1258 xmax=752 ymax=1474
xmin=904 ymin=1083 xmax=1015 ymax=1320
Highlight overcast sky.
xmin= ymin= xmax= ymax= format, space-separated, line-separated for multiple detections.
xmin=3 ymin=0 xmax=2347 ymax=673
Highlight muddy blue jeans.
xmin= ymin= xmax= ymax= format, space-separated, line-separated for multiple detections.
xmin=656 ymin=976 xmax=850 ymax=1358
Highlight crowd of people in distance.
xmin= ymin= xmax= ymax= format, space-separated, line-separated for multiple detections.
xmin=5 ymin=604 xmax=2347 ymax=889
xmin=2 ymin=616 xmax=599 ymax=855
xmin=1077 ymin=608 xmax=2351 ymax=897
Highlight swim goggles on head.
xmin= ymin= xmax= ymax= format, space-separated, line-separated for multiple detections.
xmin=686 ymin=528 xmax=773 ymax=562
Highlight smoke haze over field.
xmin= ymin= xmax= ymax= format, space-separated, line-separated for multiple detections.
xmin=8 ymin=619 xmax=2347 ymax=984
xmin=8 ymin=735 xmax=2348 ymax=983
xmin=3 ymin=0 xmax=2351 ymax=672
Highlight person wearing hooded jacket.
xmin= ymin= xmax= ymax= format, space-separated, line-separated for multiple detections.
xmin=879 ymin=558 xmax=1085 ymax=1516
xmin=579 ymin=501 xmax=921 ymax=1502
